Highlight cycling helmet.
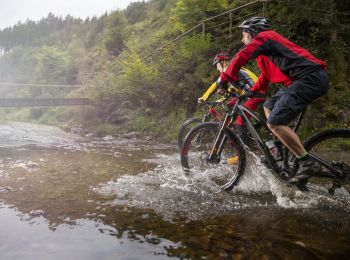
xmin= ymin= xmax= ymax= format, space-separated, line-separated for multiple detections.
xmin=213 ymin=51 xmax=232 ymax=66
xmin=238 ymin=17 xmax=271 ymax=36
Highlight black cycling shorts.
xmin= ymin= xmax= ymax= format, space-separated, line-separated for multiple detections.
xmin=264 ymin=69 xmax=329 ymax=125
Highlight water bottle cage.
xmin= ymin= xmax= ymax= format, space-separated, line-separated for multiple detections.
xmin=266 ymin=140 xmax=283 ymax=161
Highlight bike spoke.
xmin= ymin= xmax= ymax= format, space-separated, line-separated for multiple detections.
xmin=181 ymin=122 xmax=245 ymax=190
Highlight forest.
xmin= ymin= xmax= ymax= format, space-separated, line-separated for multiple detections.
xmin=0 ymin=0 xmax=349 ymax=139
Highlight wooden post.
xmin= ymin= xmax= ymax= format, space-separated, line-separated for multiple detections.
xmin=262 ymin=0 xmax=268 ymax=17
xmin=202 ymin=22 xmax=205 ymax=35
xmin=229 ymin=11 xmax=233 ymax=37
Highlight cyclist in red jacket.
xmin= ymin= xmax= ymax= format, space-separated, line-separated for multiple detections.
xmin=218 ymin=17 xmax=329 ymax=183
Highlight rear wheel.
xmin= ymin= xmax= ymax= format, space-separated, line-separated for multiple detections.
xmin=294 ymin=128 xmax=350 ymax=192
xmin=180 ymin=122 xmax=246 ymax=191
xmin=178 ymin=117 xmax=202 ymax=149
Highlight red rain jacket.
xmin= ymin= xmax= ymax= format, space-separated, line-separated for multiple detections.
xmin=220 ymin=30 xmax=327 ymax=92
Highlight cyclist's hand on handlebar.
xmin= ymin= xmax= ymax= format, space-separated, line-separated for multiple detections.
xmin=244 ymin=90 xmax=266 ymax=99
xmin=216 ymin=88 xmax=227 ymax=95
xmin=216 ymin=78 xmax=228 ymax=93
xmin=244 ymin=89 xmax=254 ymax=98
xmin=214 ymin=99 xmax=224 ymax=105
xmin=198 ymin=97 xmax=205 ymax=104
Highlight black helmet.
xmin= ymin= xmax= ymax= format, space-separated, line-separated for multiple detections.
xmin=213 ymin=51 xmax=232 ymax=66
xmin=238 ymin=17 xmax=271 ymax=36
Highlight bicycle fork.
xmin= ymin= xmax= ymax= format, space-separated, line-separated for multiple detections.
xmin=208 ymin=114 xmax=232 ymax=163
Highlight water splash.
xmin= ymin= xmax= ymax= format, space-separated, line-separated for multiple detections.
xmin=94 ymin=152 xmax=273 ymax=220
xmin=95 ymin=151 xmax=350 ymax=221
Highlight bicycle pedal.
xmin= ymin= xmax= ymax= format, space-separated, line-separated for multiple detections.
xmin=279 ymin=171 xmax=291 ymax=181
xmin=286 ymin=182 xmax=294 ymax=188
xmin=287 ymin=179 xmax=308 ymax=191
xmin=328 ymin=182 xmax=341 ymax=195
xmin=296 ymin=182 xmax=309 ymax=192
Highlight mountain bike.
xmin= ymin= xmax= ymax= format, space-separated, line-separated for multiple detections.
xmin=180 ymin=94 xmax=350 ymax=194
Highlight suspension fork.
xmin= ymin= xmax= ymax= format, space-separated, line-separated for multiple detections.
xmin=208 ymin=114 xmax=232 ymax=162
xmin=208 ymin=102 xmax=238 ymax=161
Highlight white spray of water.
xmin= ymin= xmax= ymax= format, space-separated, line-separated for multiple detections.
xmin=95 ymin=150 xmax=350 ymax=220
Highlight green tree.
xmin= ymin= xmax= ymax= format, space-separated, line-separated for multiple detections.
xmin=36 ymin=46 xmax=69 ymax=84
xmin=102 ymin=11 xmax=128 ymax=56
xmin=170 ymin=0 xmax=228 ymax=32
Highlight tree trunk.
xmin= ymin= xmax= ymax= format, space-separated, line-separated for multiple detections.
xmin=330 ymin=0 xmax=337 ymax=44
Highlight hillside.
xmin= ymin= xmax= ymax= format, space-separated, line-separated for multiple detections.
xmin=0 ymin=0 xmax=349 ymax=139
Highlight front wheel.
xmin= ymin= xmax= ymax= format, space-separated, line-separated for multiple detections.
xmin=178 ymin=117 xmax=202 ymax=149
xmin=180 ymin=122 xmax=246 ymax=191
xmin=294 ymin=128 xmax=350 ymax=192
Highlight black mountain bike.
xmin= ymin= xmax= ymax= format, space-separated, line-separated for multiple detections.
xmin=180 ymin=94 xmax=350 ymax=194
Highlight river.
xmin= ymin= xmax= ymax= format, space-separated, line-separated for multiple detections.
xmin=0 ymin=122 xmax=349 ymax=259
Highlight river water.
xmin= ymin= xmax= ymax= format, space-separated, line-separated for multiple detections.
xmin=0 ymin=122 xmax=349 ymax=259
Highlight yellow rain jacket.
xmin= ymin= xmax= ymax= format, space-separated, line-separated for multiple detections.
xmin=200 ymin=68 xmax=258 ymax=102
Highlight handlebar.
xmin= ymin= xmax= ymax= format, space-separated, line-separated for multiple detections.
xmin=246 ymin=92 xmax=266 ymax=99
xmin=217 ymin=78 xmax=266 ymax=100
xmin=225 ymin=90 xmax=266 ymax=100
xmin=199 ymin=100 xmax=222 ymax=106
xmin=199 ymin=92 xmax=266 ymax=106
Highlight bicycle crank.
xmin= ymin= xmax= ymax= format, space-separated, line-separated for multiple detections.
xmin=328 ymin=181 xmax=341 ymax=195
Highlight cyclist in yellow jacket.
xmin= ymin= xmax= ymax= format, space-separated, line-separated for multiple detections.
xmin=198 ymin=51 xmax=265 ymax=145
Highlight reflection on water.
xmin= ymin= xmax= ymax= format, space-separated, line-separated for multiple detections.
xmin=0 ymin=122 xmax=349 ymax=259
xmin=0 ymin=203 xmax=178 ymax=260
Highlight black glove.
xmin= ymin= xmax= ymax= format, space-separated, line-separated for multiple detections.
xmin=244 ymin=89 xmax=255 ymax=98
xmin=216 ymin=78 xmax=228 ymax=92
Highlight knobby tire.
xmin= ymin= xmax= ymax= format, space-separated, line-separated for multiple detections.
xmin=294 ymin=128 xmax=350 ymax=192
xmin=178 ymin=117 xmax=202 ymax=149
xmin=180 ymin=122 xmax=246 ymax=191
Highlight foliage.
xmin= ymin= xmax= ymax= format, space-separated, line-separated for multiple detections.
xmin=120 ymin=51 xmax=159 ymax=106
xmin=125 ymin=1 xmax=148 ymax=24
xmin=36 ymin=46 xmax=69 ymax=84
xmin=0 ymin=0 xmax=348 ymax=138
xmin=102 ymin=11 xmax=127 ymax=56
xmin=170 ymin=0 xmax=228 ymax=32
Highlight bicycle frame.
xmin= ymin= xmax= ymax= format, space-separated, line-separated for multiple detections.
xmin=205 ymin=103 xmax=225 ymax=123
xmin=238 ymin=103 xmax=303 ymax=175
xmin=240 ymin=104 xmax=346 ymax=181
xmin=197 ymin=100 xmax=227 ymax=128
xmin=208 ymin=95 xmax=305 ymax=179
xmin=208 ymin=95 xmax=349 ymax=184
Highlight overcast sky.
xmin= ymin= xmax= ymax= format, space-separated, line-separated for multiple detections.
xmin=0 ymin=0 xmax=138 ymax=29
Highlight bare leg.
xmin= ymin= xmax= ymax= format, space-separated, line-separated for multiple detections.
xmin=268 ymin=124 xmax=306 ymax=157
xmin=264 ymin=107 xmax=305 ymax=157
xmin=264 ymin=107 xmax=271 ymax=119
